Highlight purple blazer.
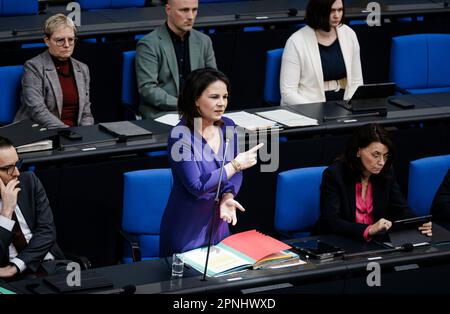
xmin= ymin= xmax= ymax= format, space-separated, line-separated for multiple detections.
xmin=159 ymin=117 xmax=243 ymax=257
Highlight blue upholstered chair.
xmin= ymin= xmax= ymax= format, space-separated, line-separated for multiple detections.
xmin=263 ymin=48 xmax=283 ymax=105
xmin=121 ymin=51 xmax=141 ymax=120
xmin=390 ymin=34 xmax=450 ymax=94
xmin=78 ymin=0 xmax=145 ymax=10
xmin=121 ymin=169 xmax=173 ymax=263
xmin=77 ymin=0 xmax=111 ymax=10
xmin=0 ymin=65 xmax=23 ymax=125
xmin=111 ymin=0 xmax=145 ymax=8
xmin=1 ymin=0 xmax=38 ymax=16
xmin=275 ymin=166 xmax=326 ymax=238
xmin=408 ymin=155 xmax=450 ymax=216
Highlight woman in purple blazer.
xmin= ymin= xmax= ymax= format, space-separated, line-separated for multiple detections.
xmin=160 ymin=68 xmax=263 ymax=257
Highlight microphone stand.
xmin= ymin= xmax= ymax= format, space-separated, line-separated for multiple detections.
xmin=202 ymin=138 xmax=230 ymax=281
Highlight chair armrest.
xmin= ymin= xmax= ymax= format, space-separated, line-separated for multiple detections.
xmin=119 ymin=230 xmax=142 ymax=262
xmin=64 ymin=252 xmax=92 ymax=270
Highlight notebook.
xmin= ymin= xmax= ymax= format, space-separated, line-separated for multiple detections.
xmin=99 ymin=121 xmax=152 ymax=138
xmin=181 ymin=230 xmax=299 ymax=277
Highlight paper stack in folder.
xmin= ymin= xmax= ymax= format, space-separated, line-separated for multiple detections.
xmin=16 ymin=140 xmax=53 ymax=153
xmin=255 ymin=109 xmax=318 ymax=127
xmin=181 ymin=230 xmax=301 ymax=277
xmin=223 ymin=111 xmax=278 ymax=130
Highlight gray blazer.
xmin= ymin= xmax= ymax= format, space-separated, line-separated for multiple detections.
xmin=0 ymin=172 xmax=64 ymax=273
xmin=136 ymin=24 xmax=217 ymax=118
xmin=14 ymin=50 xmax=94 ymax=129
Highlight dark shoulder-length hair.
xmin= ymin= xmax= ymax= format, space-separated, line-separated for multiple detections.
xmin=178 ymin=67 xmax=230 ymax=130
xmin=340 ymin=123 xmax=396 ymax=180
xmin=306 ymin=0 xmax=345 ymax=32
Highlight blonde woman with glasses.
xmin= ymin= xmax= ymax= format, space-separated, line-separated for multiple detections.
xmin=15 ymin=14 xmax=94 ymax=129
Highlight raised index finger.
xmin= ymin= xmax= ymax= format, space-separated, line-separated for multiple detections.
xmin=249 ymin=143 xmax=264 ymax=153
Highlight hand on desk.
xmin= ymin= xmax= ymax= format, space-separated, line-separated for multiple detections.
xmin=220 ymin=194 xmax=245 ymax=226
xmin=0 ymin=265 xmax=18 ymax=278
xmin=368 ymin=218 xmax=392 ymax=236
xmin=419 ymin=221 xmax=432 ymax=237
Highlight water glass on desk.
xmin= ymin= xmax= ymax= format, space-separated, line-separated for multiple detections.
xmin=171 ymin=253 xmax=184 ymax=278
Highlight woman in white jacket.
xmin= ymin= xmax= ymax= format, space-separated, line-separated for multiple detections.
xmin=280 ymin=0 xmax=363 ymax=105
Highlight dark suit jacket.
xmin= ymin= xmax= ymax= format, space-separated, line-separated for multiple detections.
xmin=315 ymin=161 xmax=415 ymax=240
xmin=431 ymin=169 xmax=450 ymax=222
xmin=0 ymin=172 xmax=64 ymax=272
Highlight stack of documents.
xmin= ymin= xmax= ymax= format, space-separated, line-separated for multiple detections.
xmin=154 ymin=114 xmax=180 ymax=126
xmin=223 ymin=111 xmax=278 ymax=130
xmin=256 ymin=109 xmax=318 ymax=127
xmin=16 ymin=140 xmax=53 ymax=153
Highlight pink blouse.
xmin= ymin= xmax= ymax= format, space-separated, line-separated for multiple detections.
xmin=355 ymin=181 xmax=375 ymax=241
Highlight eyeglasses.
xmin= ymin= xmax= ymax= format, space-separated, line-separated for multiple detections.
xmin=0 ymin=159 xmax=23 ymax=175
xmin=52 ymin=37 xmax=77 ymax=47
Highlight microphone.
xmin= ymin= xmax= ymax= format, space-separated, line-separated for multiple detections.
xmin=93 ymin=284 xmax=136 ymax=294
xmin=235 ymin=8 xmax=298 ymax=19
xmin=202 ymin=138 xmax=230 ymax=281
xmin=343 ymin=243 xmax=414 ymax=260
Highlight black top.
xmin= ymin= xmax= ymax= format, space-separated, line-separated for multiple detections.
xmin=314 ymin=161 xmax=415 ymax=240
xmin=166 ymin=22 xmax=191 ymax=90
xmin=319 ymin=39 xmax=346 ymax=101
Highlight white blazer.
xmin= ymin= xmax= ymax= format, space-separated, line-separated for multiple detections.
xmin=280 ymin=24 xmax=363 ymax=106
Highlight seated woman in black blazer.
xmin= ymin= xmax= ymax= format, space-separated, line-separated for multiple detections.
xmin=316 ymin=123 xmax=432 ymax=241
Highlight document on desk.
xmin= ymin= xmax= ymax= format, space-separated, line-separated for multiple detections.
xmin=223 ymin=111 xmax=278 ymax=130
xmin=99 ymin=121 xmax=152 ymax=137
xmin=154 ymin=113 xmax=180 ymax=126
xmin=181 ymin=230 xmax=296 ymax=277
xmin=255 ymin=109 xmax=318 ymax=127
xmin=16 ymin=140 xmax=53 ymax=153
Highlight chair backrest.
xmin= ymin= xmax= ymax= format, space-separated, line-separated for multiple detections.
xmin=1 ymin=0 xmax=38 ymax=16
xmin=122 ymin=169 xmax=173 ymax=262
xmin=77 ymin=0 xmax=111 ymax=9
xmin=121 ymin=51 xmax=139 ymax=113
xmin=408 ymin=154 xmax=450 ymax=216
xmin=275 ymin=166 xmax=326 ymax=237
xmin=78 ymin=0 xmax=144 ymax=10
xmin=263 ymin=48 xmax=283 ymax=105
xmin=390 ymin=34 xmax=450 ymax=94
xmin=0 ymin=65 xmax=23 ymax=125
xmin=111 ymin=0 xmax=145 ymax=8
